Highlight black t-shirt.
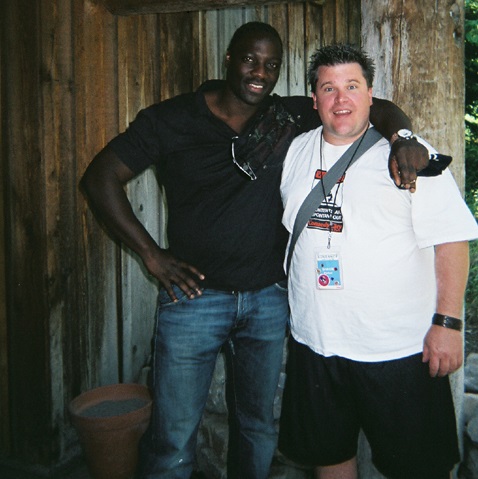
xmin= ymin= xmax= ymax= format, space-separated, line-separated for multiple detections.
xmin=108 ymin=80 xmax=319 ymax=291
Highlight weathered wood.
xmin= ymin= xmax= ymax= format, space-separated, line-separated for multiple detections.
xmin=288 ymin=2 xmax=307 ymax=96
xmin=102 ymin=0 xmax=325 ymax=15
xmin=158 ymin=12 xmax=199 ymax=98
xmin=304 ymin=1 xmax=323 ymax=82
xmin=1 ymin=0 xmax=52 ymax=465
xmin=361 ymin=0 xmax=465 ymax=190
xmin=268 ymin=3 xmax=289 ymax=95
xmin=0 ymin=2 xmax=9 ymax=455
xmin=117 ymin=13 xmax=163 ymax=382
xmin=40 ymin=0 xmax=80 ymax=461
xmin=74 ymin=0 xmax=121 ymax=389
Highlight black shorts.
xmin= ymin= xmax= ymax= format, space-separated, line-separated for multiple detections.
xmin=278 ymin=337 xmax=460 ymax=479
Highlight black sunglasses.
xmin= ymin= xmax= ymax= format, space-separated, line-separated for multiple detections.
xmin=231 ymin=136 xmax=257 ymax=181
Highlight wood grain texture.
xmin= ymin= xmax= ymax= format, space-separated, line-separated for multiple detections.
xmin=362 ymin=0 xmax=465 ymax=190
xmin=117 ymin=14 xmax=162 ymax=383
xmin=102 ymin=0 xmax=325 ymax=15
xmin=74 ymin=0 xmax=121 ymax=389
xmin=0 ymin=0 xmax=9 ymax=457
xmin=1 ymin=0 xmax=51 ymax=464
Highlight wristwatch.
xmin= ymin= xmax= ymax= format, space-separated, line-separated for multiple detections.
xmin=391 ymin=128 xmax=415 ymax=143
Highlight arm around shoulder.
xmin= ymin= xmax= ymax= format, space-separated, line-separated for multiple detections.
xmin=370 ymin=98 xmax=429 ymax=191
xmin=370 ymin=98 xmax=411 ymax=141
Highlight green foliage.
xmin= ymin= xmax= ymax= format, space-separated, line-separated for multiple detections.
xmin=466 ymin=0 xmax=478 ymax=183
xmin=467 ymin=241 xmax=478 ymax=318
xmin=465 ymin=240 xmax=478 ymax=356
xmin=466 ymin=1 xmax=478 ymax=347
xmin=466 ymin=0 xmax=478 ymax=205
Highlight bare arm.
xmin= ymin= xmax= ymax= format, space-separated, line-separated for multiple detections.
xmin=370 ymin=98 xmax=429 ymax=192
xmin=370 ymin=97 xmax=412 ymax=140
xmin=80 ymin=146 xmax=204 ymax=301
xmin=422 ymin=241 xmax=469 ymax=377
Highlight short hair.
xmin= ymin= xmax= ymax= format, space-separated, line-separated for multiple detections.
xmin=307 ymin=44 xmax=375 ymax=91
xmin=227 ymin=22 xmax=283 ymax=56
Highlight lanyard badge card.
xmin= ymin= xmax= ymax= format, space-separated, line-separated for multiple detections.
xmin=286 ymin=128 xmax=383 ymax=288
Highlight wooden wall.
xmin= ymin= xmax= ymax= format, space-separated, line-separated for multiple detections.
xmin=0 ymin=0 xmax=465 ymax=475
xmin=0 ymin=0 xmax=361 ymax=473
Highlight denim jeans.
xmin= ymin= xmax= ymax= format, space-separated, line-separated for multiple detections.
xmin=137 ymin=282 xmax=289 ymax=479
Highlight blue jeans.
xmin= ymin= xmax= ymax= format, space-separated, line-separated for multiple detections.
xmin=137 ymin=282 xmax=289 ymax=479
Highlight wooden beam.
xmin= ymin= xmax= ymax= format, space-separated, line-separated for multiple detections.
xmin=101 ymin=0 xmax=324 ymax=15
xmin=361 ymin=0 xmax=465 ymax=191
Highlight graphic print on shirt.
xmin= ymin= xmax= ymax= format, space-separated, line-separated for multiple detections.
xmin=307 ymin=169 xmax=345 ymax=232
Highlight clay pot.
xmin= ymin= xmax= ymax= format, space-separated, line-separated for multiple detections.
xmin=69 ymin=383 xmax=152 ymax=479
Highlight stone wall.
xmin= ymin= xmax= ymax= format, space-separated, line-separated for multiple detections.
xmin=459 ymin=353 xmax=478 ymax=478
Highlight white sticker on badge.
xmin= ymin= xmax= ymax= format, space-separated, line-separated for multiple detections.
xmin=316 ymin=252 xmax=343 ymax=289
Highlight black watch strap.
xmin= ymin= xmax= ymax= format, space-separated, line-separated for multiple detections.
xmin=432 ymin=313 xmax=463 ymax=332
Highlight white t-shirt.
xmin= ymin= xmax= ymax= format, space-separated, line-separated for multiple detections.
xmin=281 ymin=126 xmax=478 ymax=362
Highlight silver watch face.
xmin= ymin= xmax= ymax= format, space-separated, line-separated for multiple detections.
xmin=397 ymin=128 xmax=414 ymax=139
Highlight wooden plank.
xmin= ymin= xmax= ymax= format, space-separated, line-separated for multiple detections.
xmin=191 ymin=11 xmax=207 ymax=89
xmin=0 ymin=0 xmax=9 ymax=456
xmin=287 ymin=2 xmax=307 ymax=96
xmin=117 ymin=13 xmax=162 ymax=382
xmin=268 ymin=3 xmax=289 ymax=96
xmin=39 ymin=0 xmax=79 ymax=460
xmin=158 ymin=12 xmax=197 ymax=99
xmin=345 ymin=0 xmax=360 ymax=45
xmin=204 ymin=10 xmax=221 ymax=80
xmin=74 ymin=0 xmax=121 ymax=388
xmin=1 ymin=0 xmax=52 ymax=464
xmin=117 ymin=15 xmax=161 ymax=127
xmin=102 ymin=0 xmax=324 ymax=15
xmin=321 ymin=0 xmax=337 ymax=45
xmin=120 ymin=170 xmax=162 ymax=382
xmin=334 ymin=0 xmax=349 ymax=43
xmin=304 ymin=0 xmax=324 ymax=93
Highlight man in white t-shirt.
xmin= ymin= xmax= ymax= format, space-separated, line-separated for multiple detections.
xmin=278 ymin=44 xmax=478 ymax=479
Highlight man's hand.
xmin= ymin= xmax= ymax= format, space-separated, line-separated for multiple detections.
xmin=81 ymin=148 xmax=205 ymax=303
xmin=389 ymin=139 xmax=429 ymax=193
xmin=422 ymin=325 xmax=463 ymax=377
xmin=143 ymin=248 xmax=205 ymax=302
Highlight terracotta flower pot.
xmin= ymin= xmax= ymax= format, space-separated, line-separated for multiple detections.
xmin=69 ymin=383 xmax=152 ymax=479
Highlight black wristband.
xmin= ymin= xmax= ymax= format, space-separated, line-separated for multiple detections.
xmin=432 ymin=313 xmax=463 ymax=332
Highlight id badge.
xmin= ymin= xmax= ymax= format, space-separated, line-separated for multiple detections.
xmin=316 ymin=252 xmax=343 ymax=289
